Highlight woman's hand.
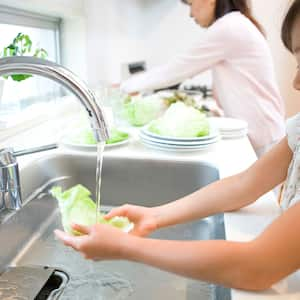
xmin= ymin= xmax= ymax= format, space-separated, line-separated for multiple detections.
xmin=54 ymin=223 xmax=130 ymax=261
xmin=104 ymin=204 xmax=160 ymax=237
xmin=110 ymin=82 xmax=139 ymax=96
xmin=128 ymin=92 xmax=139 ymax=96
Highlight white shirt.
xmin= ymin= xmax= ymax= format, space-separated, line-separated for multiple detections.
xmin=121 ymin=12 xmax=285 ymax=150
xmin=281 ymin=113 xmax=300 ymax=210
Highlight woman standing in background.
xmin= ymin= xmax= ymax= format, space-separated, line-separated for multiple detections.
xmin=121 ymin=0 xmax=285 ymax=157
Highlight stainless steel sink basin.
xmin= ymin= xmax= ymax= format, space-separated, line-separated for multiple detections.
xmin=0 ymin=152 xmax=231 ymax=300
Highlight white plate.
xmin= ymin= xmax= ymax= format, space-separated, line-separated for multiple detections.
xmin=141 ymin=138 xmax=218 ymax=149
xmin=141 ymin=124 xmax=220 ymax=142
xmin=221 ymin=130 xmax=248 ymax=136
xmin=209 ymin=117 xmax=248 ymax=132
xmin=220 ymin=129 xmax=248 ymax=134
xmin=139 ymin=131 xmax=219 ymax=146
xmin=141 ymin=139 xmax=216 ymax=152
xmin=60 ymin=137 xmax=130 ymax=152
xmin=221 ymin=133 xmax=248 ymax=139
xmin=220 ymin=128 xmax=248 ymax=138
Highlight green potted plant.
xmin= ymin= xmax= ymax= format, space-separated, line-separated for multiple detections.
xmin=1 ymin=32 xmax=48 ymax=81
xmin=0 ymin=33 xmax=48 ymax=117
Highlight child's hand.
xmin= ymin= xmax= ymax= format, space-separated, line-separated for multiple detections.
xmin=104 ymin=204 xmax=159 ymax=237
xmin=54 ymin=223 xmax=130 ymax=260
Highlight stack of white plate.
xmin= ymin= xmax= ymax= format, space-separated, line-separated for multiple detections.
xmin=139 ymin=126 xmax=220 ymax=152
xmin=209 ymin=117 xmax=248 ymax=139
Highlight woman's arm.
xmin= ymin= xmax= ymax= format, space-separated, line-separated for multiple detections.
xmin=55 ymin=200 xmax=300 ymax=291
xmin=153 ymin=137 xmax=292 ymax=228
xmin=120 ymin=23 xmax=229 ymax=94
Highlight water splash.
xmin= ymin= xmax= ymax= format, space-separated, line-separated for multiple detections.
xmin=14 ymin=230 xmax=134 ymax=300
xmin=61 ymin=271 xmax=133 ymax=300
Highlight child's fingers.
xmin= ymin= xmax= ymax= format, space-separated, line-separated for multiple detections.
xmin=71 ymin=223 xmax=91 ymax=235
xmin=54 ymin=229 xmax=81 ymax=250
xmin=104 ymin=206 xmax=129 ymax=220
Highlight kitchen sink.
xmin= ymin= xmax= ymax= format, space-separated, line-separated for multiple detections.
xmin=0 ymin=152 xmax=231 ymax=300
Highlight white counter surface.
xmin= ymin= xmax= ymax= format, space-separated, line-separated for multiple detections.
xmin=11 ymin=126 xmax=300 ymax=299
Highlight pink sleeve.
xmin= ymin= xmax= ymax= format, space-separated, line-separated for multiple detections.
xmin=120 ymin=21 xmax=231 ymax=93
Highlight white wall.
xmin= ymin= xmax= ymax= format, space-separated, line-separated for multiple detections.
xmin=252 ymin=0 xmax=299 ymax=117
xmin=60 ymin=17 xmax=87 ymax=80
xmin=0 ymin=0 xmax=84 ymax=18
xmin=85 ymin=0 xmax=209 ymax=86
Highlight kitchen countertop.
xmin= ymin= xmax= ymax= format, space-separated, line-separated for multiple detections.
xmin=10 ymin=126 xmax=300 ymax=299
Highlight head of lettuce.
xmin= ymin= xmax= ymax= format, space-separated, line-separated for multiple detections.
xmin=148 ymin=102 xmax=210 ymax=138
xmin=51 ymin=184 xmax=133 ymax=235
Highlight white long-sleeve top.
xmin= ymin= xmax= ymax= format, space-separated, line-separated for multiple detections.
xmin=121 ymin=12 xmax=285 ymax=150
xmin=280 ymin=113 xmax=300 ymax=210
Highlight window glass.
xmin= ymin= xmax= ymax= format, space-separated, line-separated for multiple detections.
xmin=0 ymin=21 xmax=62 ymax=127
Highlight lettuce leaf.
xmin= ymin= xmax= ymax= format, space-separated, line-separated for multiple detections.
xmin=148 ymin=102 xmax=209 ymax=137
xmin=122 ymin=94 xmax=167 ymax=126
xmin=51 ymin=184 xmax=133 ymax=235
xmin=68 ymin=128 xmax=129 ymax=145
xmin=106 ymin=129 xmax=129 ymax=145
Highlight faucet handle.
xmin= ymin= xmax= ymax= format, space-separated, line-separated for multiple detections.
xmin=0 ymin=148 xmax=22 ymax=211
xmin=0 ymin=148 xmax=16 ymax=167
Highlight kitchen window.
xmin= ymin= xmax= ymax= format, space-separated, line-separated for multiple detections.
xmin=0 ymin=5 xmax=63 ymax=129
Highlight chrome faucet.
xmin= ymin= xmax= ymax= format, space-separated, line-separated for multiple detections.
xmin=0 ymin=148 xmax=22 ymax=211
xmin=0 ymin=56 xmax=109 ymax=214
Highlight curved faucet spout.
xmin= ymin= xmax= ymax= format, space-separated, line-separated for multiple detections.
xmin=0 ymin=56 xmax=109 ymax=142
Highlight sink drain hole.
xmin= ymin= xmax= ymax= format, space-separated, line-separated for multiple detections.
xmin=35 ymin=269 xmax=69 ymax=300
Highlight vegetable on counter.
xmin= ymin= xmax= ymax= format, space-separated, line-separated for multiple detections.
xmin=122 ymin=91 xmax=210 ymax=127
xmin=160 ymin=90 xmax=210 ymax=115
xmin=148 ymin=102 xmax=210 ymax=138
xmin=51 ymin=184 xmax=133 ymax=235
xmin=122 ymin=94 xmax=167 ymax=126
xmin=163 ymin=91 xmax=198 ymax=108
xmin=68 ymin=127 xmax=129 ymax=145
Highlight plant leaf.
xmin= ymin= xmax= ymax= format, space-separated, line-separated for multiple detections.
xmin=1 ymin=32 xmax=48 ymax=81
xmin=11 ymin=74 xmax=32 ymax=82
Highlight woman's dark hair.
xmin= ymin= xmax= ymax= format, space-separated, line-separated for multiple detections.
xmin=281 ymin=0 xmax=300 ymax=52
xmin=181 ymin=0 xmax=264 ymax=34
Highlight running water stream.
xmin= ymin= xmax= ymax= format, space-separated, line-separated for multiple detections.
xmin=96 ymin=141 xmax=106 ymax=222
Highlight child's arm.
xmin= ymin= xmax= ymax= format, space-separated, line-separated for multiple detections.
xmin=126 ymin=200 xmax=300 ymax=291
xmin=55 ymin=200 xmax=300 ymax=291
xmin=107 ymin=137 xmax=293 ymax=230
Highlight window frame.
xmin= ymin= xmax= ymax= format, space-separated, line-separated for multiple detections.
xmin=0 ymin=5 xmax=62 ymax=63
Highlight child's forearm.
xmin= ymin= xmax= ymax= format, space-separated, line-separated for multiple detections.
xmin=153 ymin=138 xmax=291 ymax=230
xmin=122 ymin=201 xmax=300 ymax=291
xmin=154 ymin=171 xmax=255 ymax=229
xmin=155 ymin=138 xmax=292 ymax=228
xmin=121 ymin=236 xmax=265 ymax=291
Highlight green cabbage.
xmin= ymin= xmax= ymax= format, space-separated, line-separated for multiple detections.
xmin=106 ymin=129 xmax=129 ymax=145
xmin=123 ymin=94 xmax=167 ymax=126
xmin=68 ymin=128 xmax=129 ymax=145
xmin=51 ymin=184 xmax=133 ymax=235
xmin=148 ymin=102 xmax=209 ymax=137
